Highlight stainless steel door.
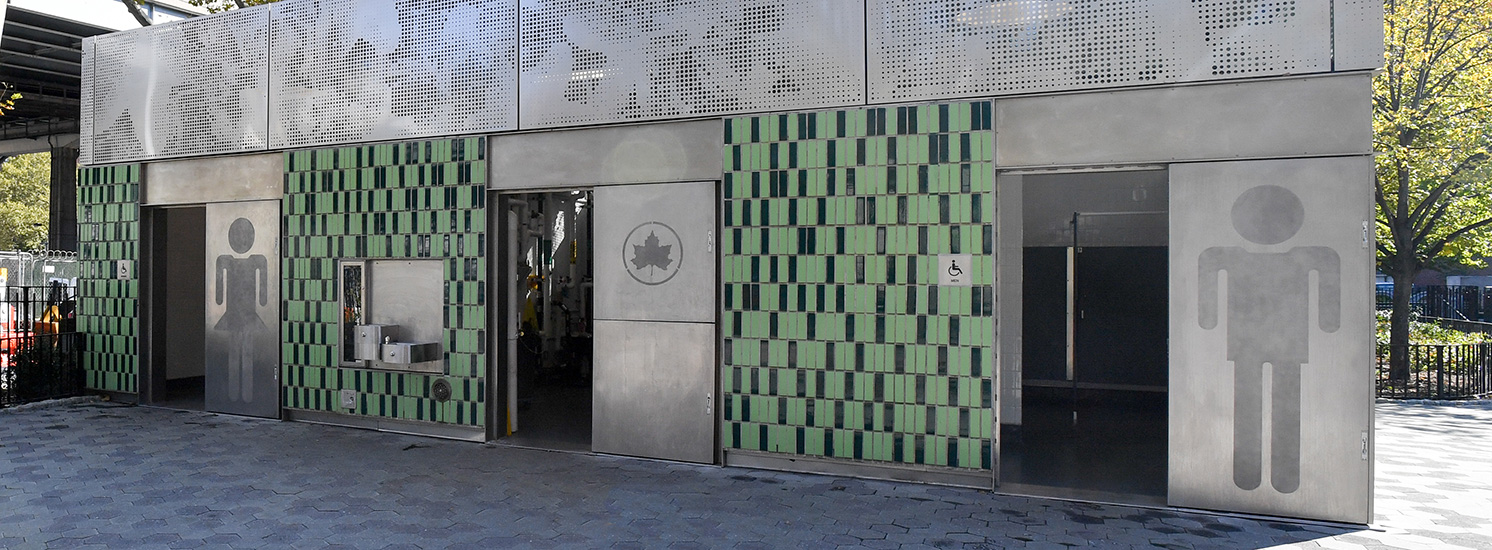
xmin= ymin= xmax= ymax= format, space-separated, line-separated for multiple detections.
xmin=592 ymin=182 xmax=717 ymax=463
xmin=1169 ymin=158 xmax=1374 ymax=523
xmin=204 ymin=200 xmax=280 ymax=418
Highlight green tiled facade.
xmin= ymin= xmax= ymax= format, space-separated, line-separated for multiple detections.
xmin=76 ymin=164 xmax=141 ymax=394
xmin=721 ymin=103 xmax=996 ymax=470
xmin=281 ymin=138 xmax=487 ymax=426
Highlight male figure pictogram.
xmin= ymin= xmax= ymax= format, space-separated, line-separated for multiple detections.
xmin=1198 ymin=185 xmax=1339 ymax=493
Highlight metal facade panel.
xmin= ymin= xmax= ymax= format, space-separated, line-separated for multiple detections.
xmin=518 ymin=0 xmax=865 ymax=128
xmin=490 ymin=120 xmax=725 ymax=190
xmin=79 ymin=37 xmax=95 ymax=166
xmin=868 ymin=0 xmax=1332 ymax=103
xmin=204 ymin=200 xmax=281 ymax=419
xmin=1168 ymin=157 xmax=1374 ymax=524
xmin=994 ymin=75 xmax=1373 ymax=168
xmin=144 ymin=154 xmax=283 ymax=206
xmin=592 ymin=320 xmax=716 ymax=463
xmin=90 ymin=8 xmax=270 ymax=164
xmin=593 ymin=181 xmax=717 ymax=324
xmin=1334 ymin=0 xmax=1385 ymax=71
xmin=268 ymin=0 xmax=518 ymax=149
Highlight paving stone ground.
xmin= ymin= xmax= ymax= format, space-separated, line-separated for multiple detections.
xmin=0 ymin=399 xmax=1488 ymax=549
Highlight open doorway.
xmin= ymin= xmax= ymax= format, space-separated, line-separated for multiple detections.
xmin=1000 ymin=169 xmax=1169 ymax=505
xmin=145 ymin=206 xmax=207 ymax=411
xmin=498 ymin=191 xmax=594 ymax=452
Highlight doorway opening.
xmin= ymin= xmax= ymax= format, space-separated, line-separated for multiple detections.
xmin=145 ymin=205 xmax=207 ymax=411
xmin=999 ymin=169 xmax=1170 ymax=505
xmin=499 ymin=191 xmax=595 ymax=452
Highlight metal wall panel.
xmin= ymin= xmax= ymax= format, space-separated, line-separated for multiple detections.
xmin=995 ymin=74 xmax=1373 ymax=169
xmin=204 ymin=200 xmax=281 ymax=419
xmin=868 ymin=0 xmax=1331 ymax=103
xmin=1169 ymin=157 xmax=1374 ymax=524
xmin=593 ymin=181 xmax=717 ymax=323
xmin=79 ymin=37 xmax=94 ymax=166
xmin=490 ymin=120 xmax=724 ymax=190
xmin=1334 ymin=0 xmax=1385 ymax=71
xmin=592 ymin=320 xmax=716 ymax=464
xmin=518 ymin=0 xmax=865 ymax=128
xmin=268 ymin=0 xmax=517 ymax=149
xmin=90 ymin=7 xmax=270 ymax=164
xmin=144 ymin=154 xmax=283 ymax=206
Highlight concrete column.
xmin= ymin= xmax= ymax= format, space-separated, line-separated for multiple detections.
xmin=48 ymin=145 xmax=78 ymax=252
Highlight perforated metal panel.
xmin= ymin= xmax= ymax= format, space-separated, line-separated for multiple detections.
xmin=518 ymin=0 xmax=864 ymax=128
xmin=1333 ymin=0 xmax=1385 ymax=71
xmin=90 ymin=7 xmax=270 ymax=164
xmin=268 ymin=0 xmax=517 ymax=149
xmin=79 ymin=37 xmax=95 ymax=167
xmin=868 ymin=0 xmax=1331 ymax=103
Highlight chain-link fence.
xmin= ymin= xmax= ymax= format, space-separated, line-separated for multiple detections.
xmin=0 ymin=250 xmax=80 ymax=288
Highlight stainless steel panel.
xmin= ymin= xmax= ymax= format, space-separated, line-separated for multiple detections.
xmin=1169 ymin=157 xmax=1374 ymax=524
xmin=996 ymin=174 xmax=1022 ymax=426
xmin=1334 ymin=0 xmax=1385 ymax=71
xmin=90 ymin=8 xmax=270 ymax=164
xmin=995 ymin=75 xmax=1374 ymax=169
xmin=79 ymin=37 xmax=94 ymax=166
xmin=366 ymin=260 xmax=445 ymax=372
xmin=490 ymin=120 xmax=724 ymax=190
xmin=592 ymin=320 xmax=715 ymax=464
xmin=868 ymin=0 xmax=1331 ymax=103
xmin=593 ymin=181 xmax=716 ymax=324
xmin=268 ymin=0 xmax=517 ymax=149
xmin=204 ymin=200 xmax=281 ymax=418
xmin=144 ymin=154 xmax=284 ymax=206
xmin=382 ymin=342 xmax=441 ymax=364
xmin=518 ymin=0 xmax=864 ymax=128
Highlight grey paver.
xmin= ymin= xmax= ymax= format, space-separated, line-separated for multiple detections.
xmin=2 ymin=400 xmax=1490 ymax=549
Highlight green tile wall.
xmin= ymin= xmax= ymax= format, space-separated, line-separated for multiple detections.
xmin=76 ymin=164 xmax=141 ymax=394
xmin=281 ymin=138 xmax=487 ymax=426
xmin=722 ymin=103 xmax=996 ymax=470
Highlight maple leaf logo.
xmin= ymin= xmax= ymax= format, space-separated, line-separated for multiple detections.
xmin=631 ymin=231 xmax=673 ymax=272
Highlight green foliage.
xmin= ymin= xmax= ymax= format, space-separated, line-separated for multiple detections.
xmin=184 ymin=0 xmax=279 ymax=13
xmin=1375 ymin=310 xmax=1490 ymax=345
xmin=0 ymin=152 xmax=50 ymax=251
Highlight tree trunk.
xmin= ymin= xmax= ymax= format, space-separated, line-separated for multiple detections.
xmin=1386 ymin=264 xmax=1418 ymax=381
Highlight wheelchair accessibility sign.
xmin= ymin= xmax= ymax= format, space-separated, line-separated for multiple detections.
xmin=938 ymin=254 xmax=972 ymax=287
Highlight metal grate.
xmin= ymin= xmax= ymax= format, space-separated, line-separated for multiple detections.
xmin=868 ymin=0 xmax=1331 ymax=103
xmin=518 ymin=0 xmax=864 ymax=128
xmin=89 ymin=8 xmax=270 ymax=164
xmin=268 ymin=0 xmax=518 ymax=149
xmin=78 ymin=38 xmax=94 ymax=167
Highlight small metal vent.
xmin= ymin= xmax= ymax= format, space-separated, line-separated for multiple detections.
xmin=868 ymin=0 xmax=1331 ymax=103
xmin=518 ymin=0 xmax=865 ymax=128
xmin=431 ymin=379 xmax=453 ymax=403
xmin=268 ymin=0 xmax=518 ymax=149
xmin=90 ymin=7 xmax=270 ymax=164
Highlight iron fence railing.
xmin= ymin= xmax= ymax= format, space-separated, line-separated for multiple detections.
xmin=1376 ymin=284 xmax=1492 ymax=321
xmin=1 ymin=283 xmax=82 ymax=408
xmin=1376 ymin=343 xmax=1492 ymax=400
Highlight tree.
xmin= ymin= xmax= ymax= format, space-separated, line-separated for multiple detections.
xmin=1376 ymin=1 xmax=1492 ymax=380
xmin=124 ymin=0 xmax=279 ymax=25
xmin=0 ymin=153 xmax=50 ymax=251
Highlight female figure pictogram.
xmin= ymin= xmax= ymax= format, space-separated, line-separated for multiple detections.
xmin=214 ymin=217 xmax=269 ymax=403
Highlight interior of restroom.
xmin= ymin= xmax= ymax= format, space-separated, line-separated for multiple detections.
xmin=999 ymin=170 xmax=1170 ymax=505
xmin=499 ymin=191 xmax=595 ymax=452
xmin=146 ymin=205 xmax=207 ymax=411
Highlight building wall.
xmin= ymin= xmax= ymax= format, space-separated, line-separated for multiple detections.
xmin=721 ymin=102 xmax=996 ymax=471
xmin=279 ymin=138 xmax=488 ymax=426
xmin=76 ymin=164 xmax=141 ymax=394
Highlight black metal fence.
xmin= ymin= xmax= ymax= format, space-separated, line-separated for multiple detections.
xmin=1376 ymin=343 xmax=1492 ymax=399
xmin=1 ymin=284 xmax=82 ymax=408
xmin=1376 ymin=284 xmax=1492 ymax=321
